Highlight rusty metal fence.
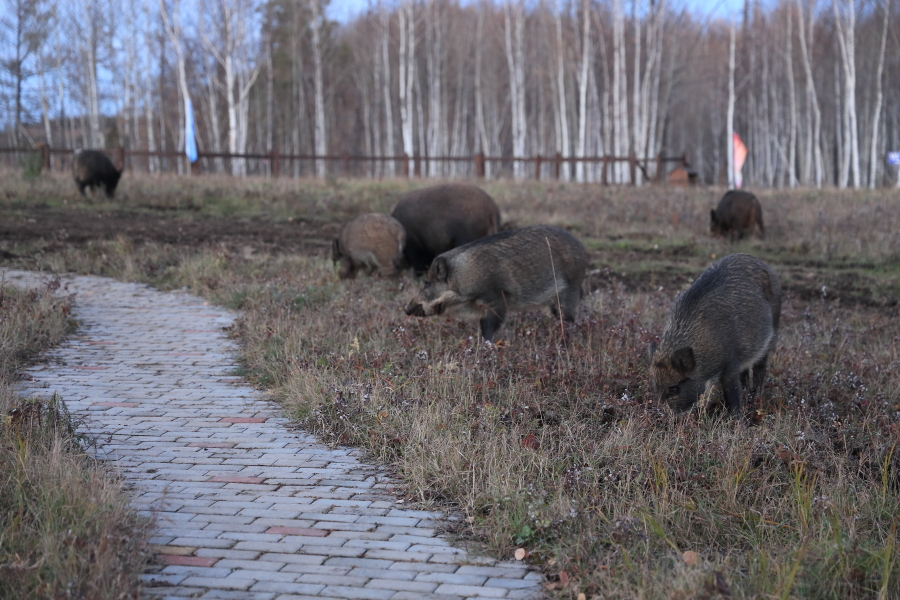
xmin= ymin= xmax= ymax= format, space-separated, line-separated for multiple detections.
xmin=0 ymin=145 xmax=691 ymax=184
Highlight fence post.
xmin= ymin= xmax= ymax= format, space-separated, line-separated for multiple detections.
xmin=402 ymin=153 xmax=410 ymax=178
xmin=629 ymin=152 xmax=637 ymax=185
xmin=343 ymin=153 xmax=350 ymax=176
xmin=413 ymin=154 xmax=421 ymax=177
xmin=475 ymin=153 xmax=485 ymax=178
xmin=602 ymin=156 xmax=609 ymax=185
xmin=271 ymin=148 xmax=280 ymax=178
xmin=41 ymin=143 xmax=51 ymax=172
xmin=117 ymin=146 xmax=125 ymax=171
xmin=655 ymin=153 xmax=662 ymax=183
xmin=534 ymin=154 xmax=542 ymax=180
xmin=554 ymin=153 xmax=561 ymax=180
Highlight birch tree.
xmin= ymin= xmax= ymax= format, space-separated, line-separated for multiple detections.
xmin=832 ymin=0 xmax=860 ymax=187
xmin=575 ymin=0 xmax=591 ymax=182
xmin=504 ymin=0 xmax=527 ymax=179
xmin=867 ymin=0 xmax=889 ymax=188
xmin=398 ymin=0 xmax=415 ymax=172
xmin=310 ymin=0 xmax=327 ymax=177
xmin=554 ymin=0 xmax=570 ymax=181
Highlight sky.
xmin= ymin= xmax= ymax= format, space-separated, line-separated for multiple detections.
xmin=325 ymin=0 xmax=752 ymax=25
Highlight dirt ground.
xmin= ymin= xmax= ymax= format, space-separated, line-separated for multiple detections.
xmin=1 ymin=204 xmax=340 ymax=257
xmin=2 ymin=189 xmax=897 ymax=313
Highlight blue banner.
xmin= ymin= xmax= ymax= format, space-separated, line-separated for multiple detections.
xmin=185 ymin=96 xmax=198 ymax=163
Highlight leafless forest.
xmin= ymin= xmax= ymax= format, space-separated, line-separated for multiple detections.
xmin=2 ymin=0 xmax=899 ymax=187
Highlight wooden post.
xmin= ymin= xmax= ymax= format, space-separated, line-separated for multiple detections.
xmin=343 ymin=153 xmax=350 ymax=176
xmin=534 ymin=154 xmax=542 ymax=180
xmin=602 ymin=156 xmax=609 ymax=185
xmin=401 ymin=153 xmax=410 ymax=178
xmin=629 ymin=152 xmax=637 ymax=185
xmin=655 ymin=153 xmax=662 ymax=183
xmin=117 ymin=146 xmax=126 ymax=171
xmin=414 ymin=154 xmax=421 ymax=177
xmin=475 ymin=152 xmax=485 ymax=178
xmin=271 ymin=148 xmax=280 ymax=178
xmin=555 ymin=152 xmax=561 ymax=180
xmin=41 ymin=143 xmax=51 ymax=172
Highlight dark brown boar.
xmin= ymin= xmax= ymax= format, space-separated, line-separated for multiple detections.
xmin=404 ymin=225 xmax=589 ymax=342
xmin=72 ymin=150 xmax=123 ymax=198
xmin=332 ymin=213 xmax=406 ymax=279
xmin=710 ymin=190 xmax=764 ymax=240
xmin=391 ymin=183 xmax=501 ymax=275
xmin=650 ymin=253 xmax=781 ymax=416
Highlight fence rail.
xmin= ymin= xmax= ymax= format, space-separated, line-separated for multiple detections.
xmin=1 ymin=145 xmax=691 ymax=184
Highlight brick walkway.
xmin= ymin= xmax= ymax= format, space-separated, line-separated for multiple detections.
xmin=4 ymin=270 xmax=543 ymax=600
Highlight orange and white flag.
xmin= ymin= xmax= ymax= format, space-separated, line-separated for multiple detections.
xmin=733 ymin=133 xmax=747 ymax=188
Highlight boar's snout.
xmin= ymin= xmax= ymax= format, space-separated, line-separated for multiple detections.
xmin=405 ymin=301 xmax=425 ymax=317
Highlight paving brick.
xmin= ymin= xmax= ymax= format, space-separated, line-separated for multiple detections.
xmin=5 ymin=270 xmax=541 ymax=600
xmin=433 ymin=584 xmax=509 ymax=598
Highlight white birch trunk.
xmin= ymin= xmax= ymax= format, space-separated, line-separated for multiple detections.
xmin=867 ymin=0 xmax=890 ymax=188
xmin=504 ymin=0 xmax=527 ymax=179
xmin=399 ymin=1 xmax=415 ymax=174
xmin=380 ymin=4 xmax=395 ymax=175
xmin=311 ymin=0 xmax=327 ymax=177
xmin=554 ymin=0 xmax=570 ymax=181
xmin=575 ymin=0 xmax=591 ymax=182
xmin=833 ymin=0 xmax=860 ymax=187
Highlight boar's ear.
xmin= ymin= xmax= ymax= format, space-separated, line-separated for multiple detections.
xmin=670 ymin=347 xmax=695 ymax=375
xmin=647 ymin=341 xmax=658 ymax=364
xmin=432 ymin=257 xmax=450 ymax=282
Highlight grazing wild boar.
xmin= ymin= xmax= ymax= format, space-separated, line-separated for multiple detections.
xmin=72 ymin=150 xmax=123 ymax=198
xmin=391 ymin=183 xmax=501 ymax=275
xmin=404 ymin=225 xmax=589 ymax=342
xmin=332 ymin=213 xmax=406 ymax=279
xmin=651 ymin=253 xmax=781 ymax=416
xmin=710 ymin=190 xmax=765 ymax=240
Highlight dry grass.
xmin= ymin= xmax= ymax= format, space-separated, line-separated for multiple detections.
xmin=0 ymin=281 xmax=152 ymax=599
xmin=2 ymin=172 xmax=899 ymax=598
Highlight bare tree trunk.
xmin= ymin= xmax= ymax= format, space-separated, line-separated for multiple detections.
xmin=785 ymin=5 xmax=797 ymax=187
xmin=380 ymin=4 xmax=395 ymax=175
xmin=399 ymin=1 xmax=415 ymax=174
xmin=504 ymin=0 xmax=527 ymax=179
xmin=867 ymin=0 xmax=890 ymax=188
xmin=311 ymin=0 xmax=327 ymax=177
xmin=612 ymin=0 xmax=628 ymax=182
xmin=796 ymin=0 xmax=822 ymax=186
xmin=833 ymin=0 xmax=860 ymax=187
xmin=475 ymin=7 xmax=491 ymax=176
xmin=727 ymin=21 xmax=736 ymax=188
xmin=575 ymin=0 xmax=591 ymax=182
xmin=426 ymin=0 xmax=443 ymax=177
xmin=554 ymin=0 xmax=570 ymax=181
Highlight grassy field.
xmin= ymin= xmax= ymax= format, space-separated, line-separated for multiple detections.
xmin=0 ymin=277 xmax=153 ymax=599
xmin=2 ymin=169 xmax=899 ymax=598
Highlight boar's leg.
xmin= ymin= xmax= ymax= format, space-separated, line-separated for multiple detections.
xmin=403 ymin=239 xmax=433 ymax=277
xmin=750 ymin=355 xmax=769 ymax=395
xmin=721 ymin=371 xmax=744 ymax=416
xmin=479 ymin=305 xmax=507 ymax=342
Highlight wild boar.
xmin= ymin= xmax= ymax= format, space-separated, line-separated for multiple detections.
xmin=710 ymin=190 xmax=764 ymax=240
xmin=404 ymin=225 xmax=589 ymax=342
xmin=332 ymin=213 xmax=406 ymax=279
xmin=72 ymin=150 xmax=123 ymax=198
xmin=391 ymin=183 xmax=501 ymax=275
xmin=650 ymin=253 xmax=781 ymax=416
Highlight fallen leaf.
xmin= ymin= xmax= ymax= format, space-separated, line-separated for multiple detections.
xmin=514 ymin=548 xmax=528 ymax=560
xmin=682 ymin=550 xmax=700 ymax=566
xmin=559 ymin=571 xmax=569 ymax=586
xmin=578 ymin=594 xmax=587 ymax=600
xmin=521 ymin=434 xmax=540 ymax=450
